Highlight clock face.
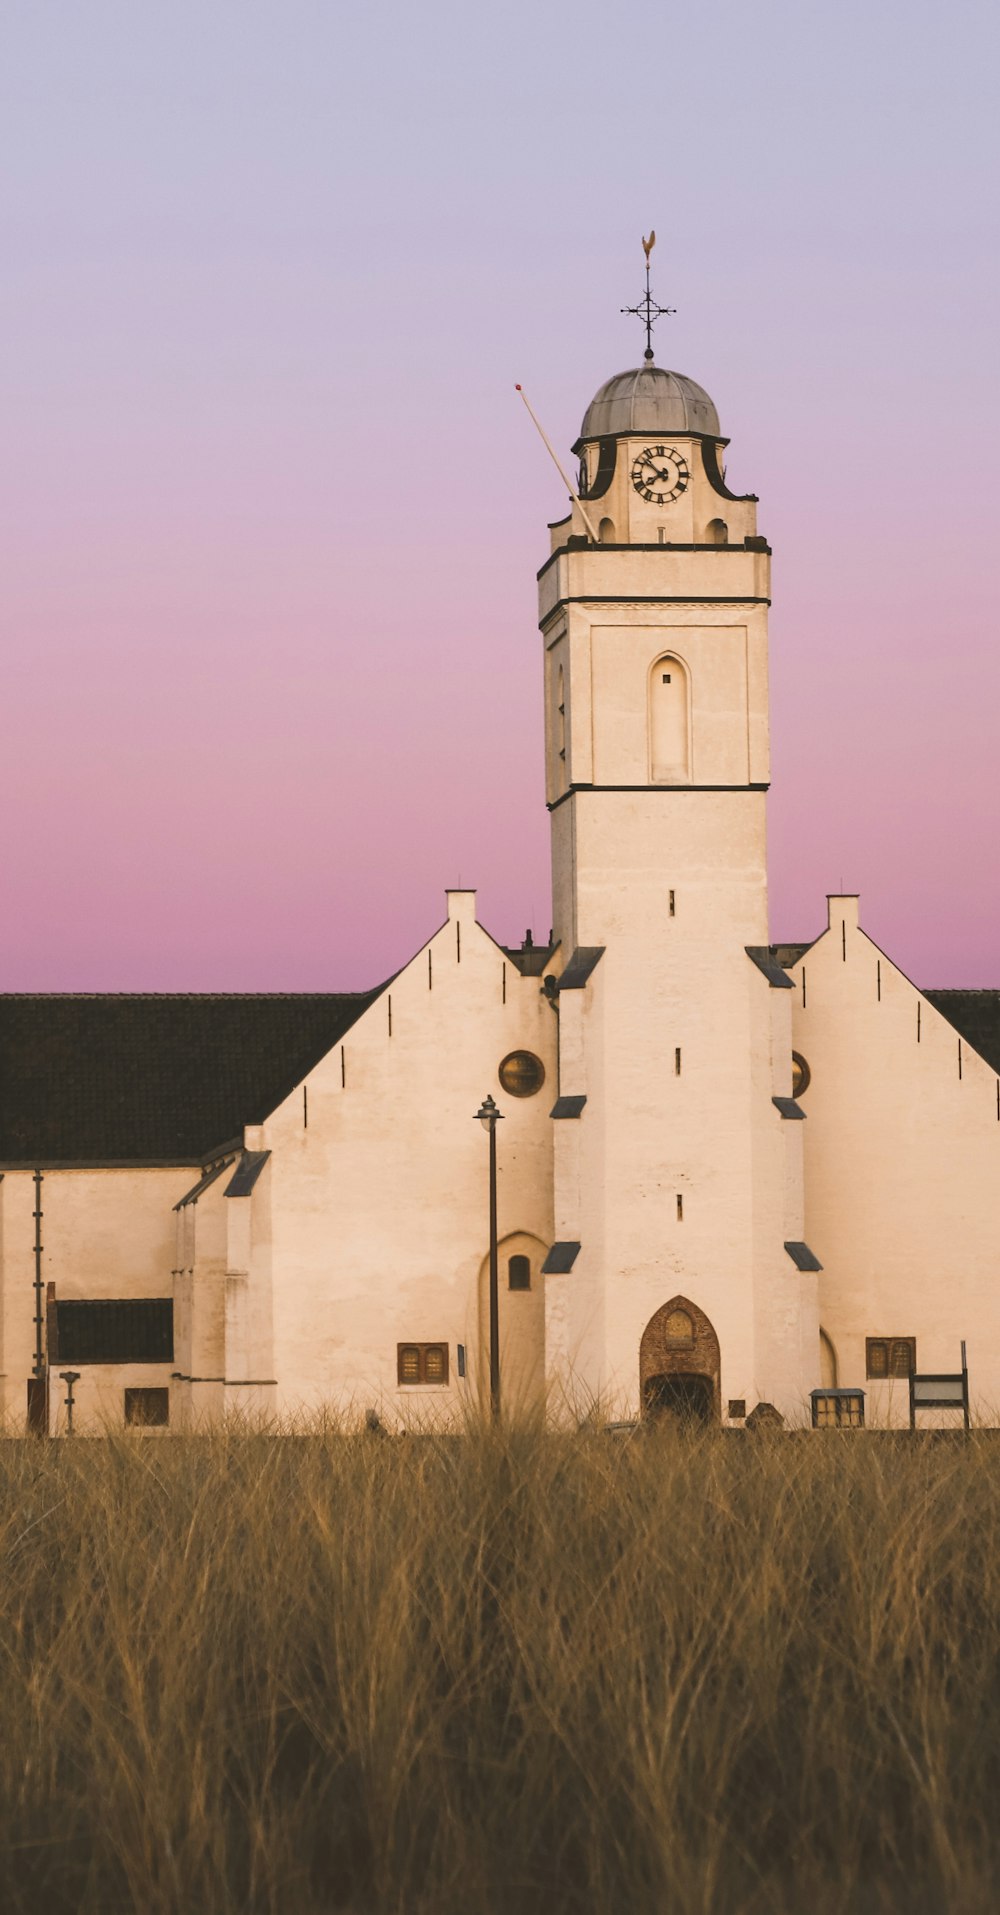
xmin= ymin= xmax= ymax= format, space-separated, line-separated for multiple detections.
xmin=631 ymin=444 xmax=689 ymax=505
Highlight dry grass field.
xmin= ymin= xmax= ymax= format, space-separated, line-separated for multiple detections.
xmin=1 ymin=1422 xmax=999 ymax=1914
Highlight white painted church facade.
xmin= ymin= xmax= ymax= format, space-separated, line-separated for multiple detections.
xmin=2 ymin=348 xmax=998 ymax=1434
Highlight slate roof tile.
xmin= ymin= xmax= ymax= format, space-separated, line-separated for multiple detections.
xmin=0 ymin=991 xmax=384 ymax=1165
xmin=923 ymin=990 xmax=1000 ymax=1075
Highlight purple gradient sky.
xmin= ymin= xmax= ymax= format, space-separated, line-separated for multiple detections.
xmin=2 ymin=0 xmax=998 ymax=990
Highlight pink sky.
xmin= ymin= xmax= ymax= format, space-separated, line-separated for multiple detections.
xmin=2 ymin=1 xmax=998 ymax=990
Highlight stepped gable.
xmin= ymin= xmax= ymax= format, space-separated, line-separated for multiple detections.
xmin=923 ymin=990 xmax=1000 ymax=1075
xmin=0 ymin=989 xmax=385 ymax=1166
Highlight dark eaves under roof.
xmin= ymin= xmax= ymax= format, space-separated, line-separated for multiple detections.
xmin=0 ymin=989 xmax=386 ymax=1168
xmin=923 ymin=991 xmax=1000 ymax=1076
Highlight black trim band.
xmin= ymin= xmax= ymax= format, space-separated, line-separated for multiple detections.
xmin=540 ymin=595 xmax=769 ymax=632
xmin=548 ymin=782 xmax=769 ymax=811
xmin=537 ymin=539 xmax=768 ymax=583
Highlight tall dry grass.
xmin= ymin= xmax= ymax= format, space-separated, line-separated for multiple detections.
xmin=1 ymin=1423 xmax=999 ymax=1913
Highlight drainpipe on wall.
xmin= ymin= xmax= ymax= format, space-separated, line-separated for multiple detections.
xmin=32 ymin=1169 xmax=44 ymax=1377
xmin=25 ymin=1169 xmax=49 ymax=1435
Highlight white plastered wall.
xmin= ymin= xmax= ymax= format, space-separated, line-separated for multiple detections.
xmin=0 ymin=1166 xmax=190 ymax=1433
xmin=243 ymin=893 xmax=556 ymax=1426
xmin=789 ymin=897 xmax=1000 ymax=1425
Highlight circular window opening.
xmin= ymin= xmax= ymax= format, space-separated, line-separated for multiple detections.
xmin=791 ymin=1052 xmax=811 ymax=1098
xmin=498 ymin=1050 xmax=546 ymax=1098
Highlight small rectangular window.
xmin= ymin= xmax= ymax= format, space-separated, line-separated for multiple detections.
xmin=676 ymin=1194 xmax=684 ymax=1221
xmin=124 ymin=1387 xmax=169 ymax=1428
xmin=866 ymin=1337 xmax=915 ymax=1380
xmin=812 ymin=1390 xmax=865 ymax=1429
xmin=508 ymin=1255 xmax=531 ymax=1291
xmin=668 ymin=891 xmax=676 ymax=917
xmin=397 ymin=1343 xmax=450 ymax=1386
xmin=674 ymin=1047 xmax=682 ymax=1075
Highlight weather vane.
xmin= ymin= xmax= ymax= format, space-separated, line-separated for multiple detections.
xmin=621 ymin=231 xmax=675 ymax=363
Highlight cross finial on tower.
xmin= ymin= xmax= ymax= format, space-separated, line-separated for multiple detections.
xmin=621 ymin=231 xmax=676 ymax=363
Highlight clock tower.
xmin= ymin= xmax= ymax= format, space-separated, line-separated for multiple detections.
xmin=539 ymin=305 xmax=816 ymax=1424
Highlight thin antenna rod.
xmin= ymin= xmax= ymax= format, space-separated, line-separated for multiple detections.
xmin=515 ymin=385 xmax=599 ymax=543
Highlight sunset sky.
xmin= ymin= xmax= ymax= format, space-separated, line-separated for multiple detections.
xmin=3 ymin=0 xmax=998 ymax=990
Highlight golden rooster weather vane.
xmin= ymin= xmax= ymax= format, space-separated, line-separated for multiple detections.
xmin=622 ymin=230 xmax=675 ymax=362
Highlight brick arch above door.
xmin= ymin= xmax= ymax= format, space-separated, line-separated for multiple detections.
xmin=639 ymin=1295 xmax=721 ymax=1419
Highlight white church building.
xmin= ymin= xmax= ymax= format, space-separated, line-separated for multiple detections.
xmin=2 ymin=326 xmax=998 ymax=1434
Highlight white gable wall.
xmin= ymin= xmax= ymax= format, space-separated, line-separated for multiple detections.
xmin=247 ymin=892 xmax=556 ymax=1425
xmin=789 ymin=897 xmax=1000 ymax=1424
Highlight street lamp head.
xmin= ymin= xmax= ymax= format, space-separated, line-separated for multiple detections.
xmin=473 ymin=1093 xmax=504 ymax=1132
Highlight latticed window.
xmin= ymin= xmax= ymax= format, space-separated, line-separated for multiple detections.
xmin=812 ymin=1390 xmax=865 ymax=1429
xmin=397 ymin=1343 xmax=449 ymax=1385
xmin=866 ymin=1337 xmax=916 ymax=1380
xmin=508 ymin=1255 xmax=531 ymax=1291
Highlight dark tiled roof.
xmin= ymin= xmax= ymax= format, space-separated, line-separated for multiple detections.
xmin=923 ymin=991 xmax=1000 ymax=1075
xmin=224 ymin=1150 xmax=271 ymax=1197
xmin=174 ymin=1157 xmax=235 ymax=1209
xmin=541 ymin=1241 xmax=581 ymax=1274
xmin=746 ymin=946 xmax=794 ymax=989
xmin=550 ymin=1095 xmax=587 ymax=1119
xmin=502 ymin=941 xmax=558 ymax=978
xmin=557 ymin=947 xmax=605 ymax=991
xmin=770 ymin=942 xmax=813 ymax=969
xmin=772 ymin=1096 xmax=806 ymax=1120
xmin=0 ymin=991 xmax=384 ymax=1167
xmin=785 ymin=1241 xmax=823 ymax=1273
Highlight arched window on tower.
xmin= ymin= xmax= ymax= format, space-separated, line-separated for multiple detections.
xmin=706 ymin=518 xmax=729 ymax=545
xmin=599 ymin=517 xmax=615 ymax=544
xmin=649 ymin=654 xmax=690 ymax=783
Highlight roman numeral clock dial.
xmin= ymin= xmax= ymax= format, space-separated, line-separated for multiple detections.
xmin=630 ymin=444 xmax=689 ymax=505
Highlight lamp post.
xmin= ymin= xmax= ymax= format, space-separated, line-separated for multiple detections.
xmin=59 ymin=1370 xmax=80 ymax=1437
xmin=473 ymin=1094 xmax=504 ymax=1422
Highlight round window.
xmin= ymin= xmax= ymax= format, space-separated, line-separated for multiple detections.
xmin=498 ymin=1050 xmax=546 ymax=1098
xmin=791 ymin=1052 xmax=811 ymax=1098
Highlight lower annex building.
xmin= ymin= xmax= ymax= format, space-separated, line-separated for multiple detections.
xmin=2 ymin=340 xmax=998 ymax=1435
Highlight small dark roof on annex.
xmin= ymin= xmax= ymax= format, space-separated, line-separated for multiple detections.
xmin=501 ymin=936 xmax=558 ymax=978
xmin=0 ymin=990 xmax=386 ymax=1167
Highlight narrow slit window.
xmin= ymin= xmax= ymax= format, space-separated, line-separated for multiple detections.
xmin=676 ymin=1194 xmax=684 ymax=1221
xmin=668 ymin=890 xmax=676 ymax=917
xmin=674 ymin=1047 xmax=682 ymax=1075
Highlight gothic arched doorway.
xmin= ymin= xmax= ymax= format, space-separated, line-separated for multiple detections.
xmin=640 ymin=1297 xmax=721 ymax=1425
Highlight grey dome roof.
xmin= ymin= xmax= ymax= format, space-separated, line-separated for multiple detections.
xmin=580 ymin=365 xmax=720 ymax=440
